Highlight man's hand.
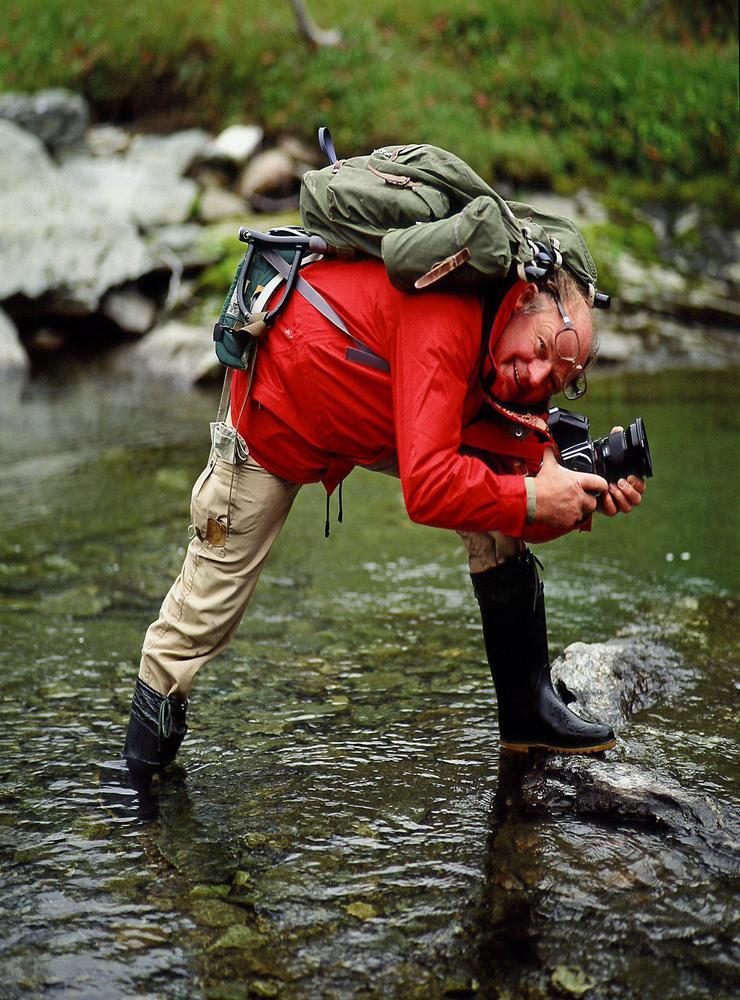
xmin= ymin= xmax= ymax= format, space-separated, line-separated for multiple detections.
xmin=597 ymin=427 xmax=647 ymax=516
xmin=533 ymin=448 xmax=608 ymax=530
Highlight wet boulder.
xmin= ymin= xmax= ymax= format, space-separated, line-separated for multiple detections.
xmin=551 ymin=636 xmax=683 ymax=728
xmin=520 ymin=758 xmax=729 ymax=839
xmin=0 ymin=120 xmax=155 ymax=312
xmin=110 ymin=319 xmax=221 ymax=386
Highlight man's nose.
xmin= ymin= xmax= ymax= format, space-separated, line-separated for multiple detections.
xmin=527 ymin=359 xmax=552 ymax=390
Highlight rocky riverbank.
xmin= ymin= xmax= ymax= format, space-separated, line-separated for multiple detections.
xmin=1 ymin=89 xmax=737 ymax=385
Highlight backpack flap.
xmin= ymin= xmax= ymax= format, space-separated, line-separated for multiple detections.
xmin=382 ymin=195 xmax=532 ymax=291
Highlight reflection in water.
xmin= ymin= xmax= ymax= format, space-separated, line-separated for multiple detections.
xmin=0 ymin=369 xmax=737 ymax=997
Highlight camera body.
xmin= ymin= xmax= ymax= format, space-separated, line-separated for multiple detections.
xmin=547 ymin=407 xmax=654 ymax=483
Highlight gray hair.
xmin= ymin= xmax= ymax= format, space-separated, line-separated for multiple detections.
xmin=521 ymin=270 xmax=599 ymax=367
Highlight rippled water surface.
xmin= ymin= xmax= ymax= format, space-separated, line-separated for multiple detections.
xmin=0 ymin=366 xmax=737 ymax=998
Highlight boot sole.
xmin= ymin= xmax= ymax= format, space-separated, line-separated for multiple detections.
xmin=501 ymin=737 xmax=617 ymax=754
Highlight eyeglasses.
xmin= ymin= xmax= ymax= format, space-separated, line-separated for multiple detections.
xmin=550 ymin=289 xmax=587 ymax=400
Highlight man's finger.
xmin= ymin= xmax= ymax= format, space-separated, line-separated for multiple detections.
xmin=627 ymin=475 xmax=646 ymax=494
xmin=600 ymin=492 xmax=618 ymax=517
xmin=579 ymin=473 xmax=608 ymax=494
xmin=610 ymin=483 xmax=633 ymax=513
xmin=617 ymin=479 xmax=642 ymax=506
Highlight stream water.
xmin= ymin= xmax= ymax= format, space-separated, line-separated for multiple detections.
xmin=0 ymin=365 xmax=737 ymax=999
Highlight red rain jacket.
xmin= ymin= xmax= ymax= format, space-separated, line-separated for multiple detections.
xmin=231 ymin=258 xmax=559 ymax=540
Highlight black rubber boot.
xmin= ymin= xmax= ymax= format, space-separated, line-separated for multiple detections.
xmin=472 ymin=551 xmax=616 ymax=754
xmin=122 ymin=677 xmax=188 ymax=773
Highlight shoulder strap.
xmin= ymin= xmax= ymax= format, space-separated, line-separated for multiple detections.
xmin=261 ymin=249 xmax=390 ymax=373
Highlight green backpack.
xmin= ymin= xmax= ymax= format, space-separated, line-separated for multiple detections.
xmin=300 ymin=130 xmax=608 ymax=301
xmin=213 ymin=130 xmax=608 ymax=370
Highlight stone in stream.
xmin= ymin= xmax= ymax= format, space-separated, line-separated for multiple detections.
xmin=551 ymin=635 xmax=683 ymax=729
xmin=524 ymin=637 xmax=738 ymax=845
xmin=519 ymin=757 xmax=729 ymax=839
xmin=110 ymin=319 xmax=221 ymax=385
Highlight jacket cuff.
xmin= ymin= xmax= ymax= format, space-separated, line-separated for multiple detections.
xmin=488 ymin=474 xmax=529 ymax=537
xmin=524 ymin=477 xmax=537 ymax=525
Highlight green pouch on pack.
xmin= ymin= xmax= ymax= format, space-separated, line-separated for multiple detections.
xmin=213 ymin=233 xmax=306 ymax=370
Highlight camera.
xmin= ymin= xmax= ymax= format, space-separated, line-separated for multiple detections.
xmin=547 ymin=407 xmax=654 ymax=483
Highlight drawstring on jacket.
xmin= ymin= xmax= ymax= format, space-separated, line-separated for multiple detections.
xmin=324 ymin=482 xmax=344 ymax=538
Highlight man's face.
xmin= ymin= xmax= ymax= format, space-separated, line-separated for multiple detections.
xmin=489 ymin=293 xmax=593 ymax=406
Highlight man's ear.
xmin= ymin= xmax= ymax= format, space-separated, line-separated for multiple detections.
xmin=515 ymin=282 xmax=540 ymax=311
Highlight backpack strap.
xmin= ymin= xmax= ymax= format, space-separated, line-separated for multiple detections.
xmin=261 ymin=249 xmax=390 ymax=374
xmin=318 ymin=126 xmax=338 ymax=165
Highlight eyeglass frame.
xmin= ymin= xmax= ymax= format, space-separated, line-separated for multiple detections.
xmin=549 ymin=286 xmax=588 ymax=400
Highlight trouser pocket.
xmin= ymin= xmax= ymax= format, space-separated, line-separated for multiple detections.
xmin=190 ymin=459 xmax=234 ymax=554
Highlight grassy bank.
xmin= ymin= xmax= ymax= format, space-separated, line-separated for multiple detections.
xmin=1 ymin=0 xmax=737 ymax=210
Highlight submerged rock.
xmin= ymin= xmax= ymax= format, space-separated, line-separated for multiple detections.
xmin=521 ymin=758 xmax=728 ymax=838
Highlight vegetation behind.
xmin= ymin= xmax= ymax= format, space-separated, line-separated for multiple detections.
xmin=1 ymin=0 xmax=737 ymax=210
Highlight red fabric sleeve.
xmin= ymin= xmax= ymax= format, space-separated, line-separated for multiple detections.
xmin=390 ymin=292 xmax=528 ymax=535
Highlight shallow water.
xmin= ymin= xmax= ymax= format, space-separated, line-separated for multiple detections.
xmin=0 ymin=365 xmax=737 ymax=998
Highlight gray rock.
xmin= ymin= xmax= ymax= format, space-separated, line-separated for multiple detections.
xmin=520 ymin=759 xmax=730 ymax=839
xmin=594 ymin=329 xmax=644 ymax=363
xmin=102 ymin=287 xmax=157 ymax=334
xmin=0 ymin=308 xmax=30 ymax=381
xmin=127 ymin=129 xmax=211 ymax=176
xmin=614 ymin=254 xmax=688 ymax=305
xmin=239 ymin=149 xmax=296 ymax=199
xmin=198 ymin=186 xmax=247 ymax=224
xmin=674 ymin=205 xmax=701 ymax=239
xmin=60 ymin=152 xmax=200 ymax=230
xmin=0 ymin=89 xmax=89 ymax=149
xmin=111 ymin=319 xmax=221 ymax=385
xmin=551 ymin=636 xmax=682 ymax=729
xmin=0 ymin=120 xmax=155 ymax=311
xmin=84 ymin=124 xmax=131 ymax=158
xmin=517 ymin=189 xmax=608 ymax=228
xmin=149 ymin=224 xmax=226 ymax=269
xmin=207 ymin=124 xmax=263 ymax=166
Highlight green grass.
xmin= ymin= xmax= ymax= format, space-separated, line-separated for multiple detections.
xmin=1 ymin=0 xmax=737 ymax=208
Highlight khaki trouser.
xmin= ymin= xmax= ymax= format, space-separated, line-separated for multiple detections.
xmin=139 ymin=449 xmax=522 ymax=698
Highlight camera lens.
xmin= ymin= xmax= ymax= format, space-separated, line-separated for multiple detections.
xmin=627 ymin=417 xmax=653 ymax=479
xmin=596 ymin=417 xmax=654 ymax=483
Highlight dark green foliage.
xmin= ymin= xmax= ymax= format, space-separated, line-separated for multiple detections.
xmin=0 ymin=0 xmax=736 ymax=204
